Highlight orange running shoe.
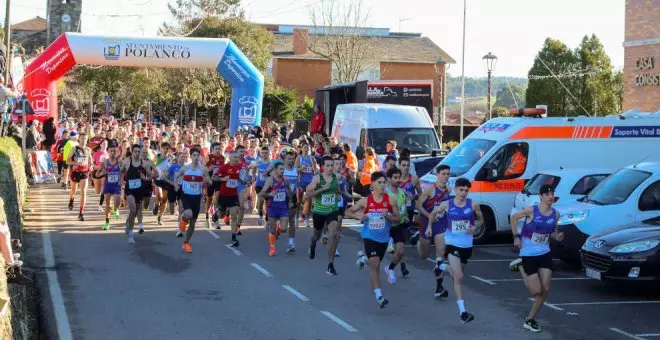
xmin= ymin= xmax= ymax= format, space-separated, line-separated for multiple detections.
xmin=269 ymin=245 xmax=276 ymax=257
xmin=179 ymin=220 xmax=188 ymax=233
xmin=182 ymin=241 xmax=192 ymax=253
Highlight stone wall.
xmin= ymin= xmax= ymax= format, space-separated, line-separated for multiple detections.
xmin=48 ymin=0 xmax=83 ymax=43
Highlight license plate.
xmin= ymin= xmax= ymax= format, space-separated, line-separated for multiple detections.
xmin=585 ymin=268 xmax=601 ymax=280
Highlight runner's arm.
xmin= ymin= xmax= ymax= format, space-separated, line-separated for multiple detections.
xmin=415 ymin=187 xmax=433 ymax=219
xmin=258 ymin=178 xmax=273 ymax=199
xmin=413 ymin=177 xmax=423 ymax=201
xmin=386 ymin=195 xmax=401 ymax=223
xmin=552 ymin=211 xmax=564 ymax=241
xmin=471 ymin=201 xmax=484 ymax=234
xmin=346 ymin=198 xmax=366 ymax=221
xmin=510 ymin=206 xmax=533 ymax=237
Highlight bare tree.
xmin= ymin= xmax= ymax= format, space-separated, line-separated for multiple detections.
xmin=309 ymin=0 xmax=374 ymax=84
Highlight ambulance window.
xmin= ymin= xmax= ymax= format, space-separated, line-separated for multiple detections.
xmin=639 ymin=181 xmax=660 ymax=211
xmin=480 ymin=143 xmax=528 ymax=180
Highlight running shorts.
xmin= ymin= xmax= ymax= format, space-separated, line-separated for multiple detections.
xmin=70 ymin=171 xmax=88 ymax=183
xmin=267 ymin=206 xmax=289 ymax=219
xmin=390 ymin=225 xmax=406 ymax=244
xmin=521 ymin=253 xmax=554 ymax=275
xmin=445 ymin=244 xmax=473 ymax=264
xmin=363 ymin=238 xmax=387 ymax=260
xmin=181 ymin=194 xmax=202 ymax=220
xmin=218 ymin=195 xmax=239 ymax=210
xmin=419 ymin=215 xmax=447 ymax=240
xmin=312 ymin=212 xmax=339 ymax=230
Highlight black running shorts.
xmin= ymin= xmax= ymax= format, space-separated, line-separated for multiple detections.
xmin=521 ymin=253 xmax=554 ymax=276
xmin=445 ymin=244 xmax=473 ymax=264
xmin=363 ymin=238 xmax=387 ymax=260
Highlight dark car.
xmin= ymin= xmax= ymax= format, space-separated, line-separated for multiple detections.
xmin=581 ymin=216 xmax=660 ymax=282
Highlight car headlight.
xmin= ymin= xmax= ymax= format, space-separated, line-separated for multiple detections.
xmin=610 ymin=240 xmax=660 ymax=254
xmin=557 ymin=210 xmax=589 ymax=225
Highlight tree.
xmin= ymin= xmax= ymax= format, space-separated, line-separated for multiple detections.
xmin=161 ymin=0 xmax=242 ymax=36
xmin=612 ymin=69 xmax=624 ymax=113
xmin=492 ymin=106 xmax=510 ymax=117
xmin=495 ymin=84 xmax=525 ymax=108
xmin=575 ymin=34 xmax=618 ymax=115
xmin=308 ymin=0 xmax=374 ymax=83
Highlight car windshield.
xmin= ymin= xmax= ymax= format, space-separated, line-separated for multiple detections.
xmin=368 ymin=128 xmax=440 ymax=155
xmin=522 ymin=174 xmax=561 ymax=195
xmin=583 ymin=168 xmax=651 ymax=205
xmin=439 ymin=138 xmax=497 ymax=177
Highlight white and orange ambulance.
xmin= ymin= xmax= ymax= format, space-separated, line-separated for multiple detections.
xmin=419 ymin=111 xmax=660 ymax=243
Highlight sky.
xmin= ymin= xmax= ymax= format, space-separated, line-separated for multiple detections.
xmin=7 ymin=0 xmax=625 ymax=77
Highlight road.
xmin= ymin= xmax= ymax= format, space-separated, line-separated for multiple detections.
xmin=23 ymin=184 xmax=660 ymax=340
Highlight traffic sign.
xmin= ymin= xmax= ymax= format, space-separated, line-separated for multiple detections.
xmin=104 ymin=95 xmax=112 ymax=103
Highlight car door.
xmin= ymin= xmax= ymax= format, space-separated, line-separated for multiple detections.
xmin=636 ymin=179 xmax=660 ymax=222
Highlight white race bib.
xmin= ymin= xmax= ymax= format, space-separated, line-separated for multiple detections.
xmin=406 ymin=200 xmax=413 ymax=207
xmin=128 ymin=178 xmax=142 ymax=189
xmin=183 ymin=181 xmax=202 ymax=195
xmin=368 ymin=213 xmax=386 ymax=229
xmin=274 ymin=191 xmax=286 ymax=202
xmin=451 ymin=220 xmax=470 ymax=234
xmin=531 ymin=232 xmax=550 ymax=245
xmin=321 ymin=194 xmax=336 ymax=206
xmin=107 ymin=174 xmax=119 ymax=183
xmin=76 ymin=156 xmax=87 ymax=164
xmin=227 ymin=179 xmax=238 ymax=188
xmin=304 ymin=166 xmax=313 ymax=173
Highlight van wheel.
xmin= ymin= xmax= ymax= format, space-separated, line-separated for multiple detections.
xmin=473 ymin=206 xmax=495 ymax=245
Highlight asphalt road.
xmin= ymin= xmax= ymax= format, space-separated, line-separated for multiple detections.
xmin=23 ymin=184 xmax=660 ymax=340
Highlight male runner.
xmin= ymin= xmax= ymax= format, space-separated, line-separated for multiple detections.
xmin=510 ymin=184 xmax=563 ymax=333
xmin=384 ymin=167 xmax=410 ymax=284
xmin=173 ymin=147 xmax=212 ymax=253
xmin=398 ymin=157 xmax=422 ymax=244
xmin=296 ymin=142 xmax=317 ymax=228
xmin=214 ymin=150 xmax=243 ymax=247
xmin=428 ymin=178 xmax=484 ymax=323
xmin=249 ymin=146 xmax=271 ymax=225
xmin=67 ymin=133 xmax=92 ymax=221
xmin=347 ymin=171 xmax=400 ymax=308
xmin=282 ymin=151 xmax=299 ymax=252
xmin=95 ymin=141 xmax=122 ymax=230
xmin=234 ymin=144 xmax=250 ymax=235
xmin=204 ymin=142 xmax=225 ymax=229
xmin=416 ymin=164 xmax=452 ymax=298
xmin=154 ymin=142 xmax=173 ymax=225
xmin=62 ymin=131 xmax=80 ymax=190
xmin=306 ymin=156 xmax=342 ymax=276
xmin=120 ymin=144 xmax=154 ymax=244
xmin=259 ymin=160 xmax=295 ymax=256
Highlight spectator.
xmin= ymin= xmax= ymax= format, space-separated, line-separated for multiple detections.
xmin=25 ymin=121 xmax=42 ymax=150
xmin=0 ymin=76 xmax=18 ymax=126
xmin=311 ymin=105 xmax=325 ymax=136
xmin=0 ymin=223 xmax=31 ymax=284
xmin=42 ymin=117 xmax=57 ymax=151
xmin=343 ymin=143 xmax=358 ymax=172
xmin=359 ymin=147 xmax=379 ymax=196
xmin=329 ymin=136 xmax=342 ymax=154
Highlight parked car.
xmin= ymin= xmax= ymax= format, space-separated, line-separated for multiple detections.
xmin=553 ymin=162 xmax=660 ymax=262
xmin=581 ymin=215 xmax=660 ymax=283
xmin=511 ymin=168 xmax=612 ymax=232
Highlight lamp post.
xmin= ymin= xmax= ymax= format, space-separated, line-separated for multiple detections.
xmin=434 ymin=59 xmax=446 ymax=146
xmin=482 ymin=52 xmax=497 ymax=120
xmin=459 ymin=0 xmax=467 ymax=141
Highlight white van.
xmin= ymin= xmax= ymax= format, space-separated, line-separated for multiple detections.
xmin=330 ymin=103 xmax=441 ymax=162
xmin=420 ymin=112 xmax=660 ymax=242
xmin=552 ymin=162 xmax=660 ymax=261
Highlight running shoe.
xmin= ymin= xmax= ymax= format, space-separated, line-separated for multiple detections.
xmin=113 ymin=209 xmax=120 ymax=220
xmin=523 ymin=318 xmax=540 ymax=333
xmin=68 ymin=200 xmax=74 ymax=211
xmin=356 ymin=251 xmax=366 ymax=270
xmin=321 ymin=233 xmax=328 ymax=245
xmin=257 ymin=216 xmax=263 ymax=226
xmin=377 ymin=296 xmax=389 ymax=309
xmin=175 ymin=231 xmax=183 ymax=238
xmin=138 ymin=225 xmax=144 ymax=234
xmin=237 ymin=226 xmax=242 ymax=236
xmin=308 ymin=244 xmax=316 ymax=259
xmin=509 ymin=258 xmax=523 ymax=272
xmin=305 ymin=219 xmax=310 ymax=228
xmin=103 ymin=222 xmax=110 ymax=230
xmin=409 ymin=231 xmax=420 ymax=246
xmin=230 ymin=239 xmax=240 ymax=248
xmin=384 ymin=267 xmax=397 ymax=284
xmin=128 ymin=231 xmax=135 ymax=244
xmin=97 ymin=205 xmax=103 ymax=212
xmin=269 ymin=245 xmax=276 ymax=257
xmin=205 ymin=218 xmax=211 ymax=229
xmin=182 ymin=241 xmax=192 ymax=253
xmin=152 ymin=204 xmax=159 ymax=216
xmin=434 ymin=287 xmax=449 ymax=298
xmin=460 ymin=312 xmax=475 ymax=323
xmin=335 ymin=249 xmax=340 ymax=257
xmin=78 ymin=213 xmax=84 ymax=222
xmin=157 ymin=216 xmax=163 ymax=226
xmin=286 ymin=245 xmax=295 ymax=254
xmin=401 ymin=264 xmax=410 ymax=278
xmin=224 ymin=214 xmax=230 ymax=225
xmin=326 ymin=263 xmax=337 ymax=276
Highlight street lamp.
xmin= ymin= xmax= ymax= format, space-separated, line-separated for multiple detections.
xmin=434 ymin=58 xmax=446 ymax=146
xmin=482 ymin=52 xmax=497 ymax=120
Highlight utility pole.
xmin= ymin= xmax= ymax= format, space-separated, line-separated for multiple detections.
xmin=459 ymin=0 xmax=467 ymax=142
xmin=3 ymin=0 xmax=12 ymax=85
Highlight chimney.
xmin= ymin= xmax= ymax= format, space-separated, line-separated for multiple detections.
xmin=292 ymin=28 xmax=308 ymax=55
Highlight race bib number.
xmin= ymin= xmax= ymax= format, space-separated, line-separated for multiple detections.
xmin=451 ymin=220 xmax=470 ymax=234
xmin=321 ymin=194 xmax=336 ymax=206
xmin=289 ymin=183 xmax=296 ymax=192
xmin=76 ymin=156 xmax=87 ymax=164
xmin=398 ymin=204 xmax=406 ymax=215
xmin=128 ymin=178 xmax=142 ymax=189
xmin=183 ymin=182 xmax=202 ymax=195
xmin=227 ymin=179 xmax=238 ymax=188
xmin=274 ymin=191 xmax=286 ymax=202
xmin=107 ymin=174 xmax=119 ymax=183
xmin=304 ymin=166 xmax=313 ymax=173
xmin=406 ymin=200 xmax=413 ymax=207
xmin=531 ymin=232 xmax=550 ymax=245
xmin=368 ymin=213 xmax=386 ymax=230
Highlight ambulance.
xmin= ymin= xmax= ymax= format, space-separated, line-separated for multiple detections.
xmin=420 ymin=111 xmax=660 ymax=243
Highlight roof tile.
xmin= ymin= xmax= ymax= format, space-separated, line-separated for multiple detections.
xmin=11 ymin=17 xmax=47 ymax=32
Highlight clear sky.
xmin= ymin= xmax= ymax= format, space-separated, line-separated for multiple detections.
xmin=8 ymin=0 xmax=625 ymax=77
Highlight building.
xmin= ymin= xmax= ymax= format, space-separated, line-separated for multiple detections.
xmin=623 ymin=0 xmax=659 ymax=112
xmin=47 ymin=0 xmax=83 ymax=44
xmin=10 ymin=17 xmax=47 ymax=55
xmin=264 ymin=24 xmax=455 ymax=112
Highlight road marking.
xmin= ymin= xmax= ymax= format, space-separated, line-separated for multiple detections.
xmin=489 ymin=277 xmax=591 ymax=282
xmin=207 ymin=230 xmax=220 ymax=239
xmin=320 ymin=311 xmax=358 ymax=333
xmin=527 ymin=298 xmax=564 ymax=311
xmin=250 ymin=263 xmax=273 ymax=277
xmin=637 ymin=334 xmax=660 ymax=337
xmin=610 ymin=328 xmax=646 ymax=340
xmin=553 ymin=300 xmax=660 ymax=307
xmin=426 ymin=257 xmax=513 ymax=263
xmin=282 ymin=285 xmax=310 ymax=302
xmin=43 ymin=231 xmax=74 ymax=340
xmin=224 ymin=244 xmax=243 ymax=256
xmin=471 ymin=275 xmax=496 ymax=285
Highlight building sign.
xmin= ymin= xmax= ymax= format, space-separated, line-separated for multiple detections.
xmin=366 ymin=83 xmax=433 ymax=120
xmin=611 ymin=126 xmax=660 ymax=138
xmin=634 ymin=56 xmax=659 ymax=86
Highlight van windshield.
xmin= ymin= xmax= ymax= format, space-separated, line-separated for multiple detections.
xmin=582 ymin=168 xmax=651 ymax=205
xmin=440 ymin=138 xmax=497 ymax=177
xmin=368 ymin=128 xmax=440 ymax=155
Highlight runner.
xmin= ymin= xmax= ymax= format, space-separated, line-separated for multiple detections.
xmin=95 ymin=141 xmax=121 ymax=230
xmin=306 ymin=156 xmax=342 ymax=275
xmin=235 ymin=144 xmax=249 ymax=235
xmin=427 ymin=178 xmax=484 ymax=323
xmin=509 ymin=184 xmax=563 ymax=333
xmin=346 ymin=171 xmax=400 ymax=308
xmin=120 ymin=144 xmax=153 ymax=244
xmin=283 ymin=151 xmax=299 ymax=253
xmin=259 ymin=160 xmax=295 ymax=256
xmin=138 ymin=147 xmax=156 ymax=231
xmin=62 ymin=131 xmax=80 ymax=190
xmin=67 ymin=133 xmax=92 ymax=222
xmin=296 ymin=142 xmax=317 ymax=228
xmin=91 ymin=140 xmax=109 ymax=211
xmin=214 ymin=150 xmax=243 ymax=247
xmin=384 ymin=167 xmax=410 ymax=284
xmin=168 ymin=152 xmax=188 ymax=237
xmin=204 ymin=142 xmax=226 ymax=229
xmin=334 ymin=155 xmax=352 ymax=257
xmin=154 ymin=142 xmax=173 ymax=225
xmin=416 ymin=164 xmax=452 ymax=298
xmin=173 ymin=147 xmax=212 ymax=253
xmin=244 ymin=144 xmax=259 ymax=212
xmin=398 ymin=157 xmax=422 ymax=245
xmin=249 ymin=146 xmax=272 ymax=225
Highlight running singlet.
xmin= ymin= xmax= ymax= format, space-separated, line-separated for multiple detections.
xmin=216 ymin=163 xmax=242 ymax=197
xmin=421 ymin=183 xmax=450 ymax=227
xmin=299 ymin=155 xmax=314 ymax=186
xmin=312 ymin=174 xmax=340 ymax=215
xmin=284 ymin=166 xmax=298 ymax=194
xmin=385 ymin=187 xmax=407 ymax=225
xmin=444 ymin=198 xmax=475 ymax=248
xmin=155 ymin=155 xmax=172 ymax=180
xmin=207 ymin=154 xmax=225 ymax=175
xmin=255 ymin=159 xmax=270 ymax=187
xmin=104 ymin=161 xmax=121 ymax=193
xmin=181 ymin=167 xmax=204 ymax=196
xmin=399 ymin=175 xmax=417 ymax=208
xmin=267 ymin=178 xmax=288 ymax=209
xmin=92 ymin=151 xmax=108 ymax=169
xmin=244 ymin=155 xmax=258 ymax=182
xmin=520 ymin=205 xmax=557 ymax=257
xmin=125 ymin=161 xmax=145 ymax=191
xmin=168 ymin=163 xmax=183 ymax=184
xmin=360 ymin=194 xmax=394 ymax=243
xmin=71 ymin=147 xmax=89 ymax=173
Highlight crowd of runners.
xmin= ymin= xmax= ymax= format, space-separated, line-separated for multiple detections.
xmin=49 ymin=115 xmax=564 ymax=332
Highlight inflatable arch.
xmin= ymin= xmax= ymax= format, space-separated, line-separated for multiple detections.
xmin=22 ymin=33 xmax=264 ymax=135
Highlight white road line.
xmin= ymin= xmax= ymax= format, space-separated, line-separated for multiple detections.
xmin=320 ymin=311 xmax=358 ymax=333
xmin=610 ymin=328 xmax=647 ymax=340
xmin=469 ymin=259 xmax=516 ymax=262
xmin=43 ymin=231 xmax=74 ymax=340
xmin=637 ymin=334 xmax=660 ymax=337
xmin=224 ymin=244 xmax=243 ymax=256
xmin=554 ymin=300 xmax=660 ymax=307
xmin=490 ymin=277 xmax=591 ymax=282
xmin=471 ymin=275 xmax=496 ymax=285
xmin=282 ymin=285 xmax=310 ymax=302
xmin=207 ymin=230 xmax=220 ymax=239
xmin=527 ymin=298 xmax=564 ymax=311
xmin=250 ymin=263 xmax=273 ymax=277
